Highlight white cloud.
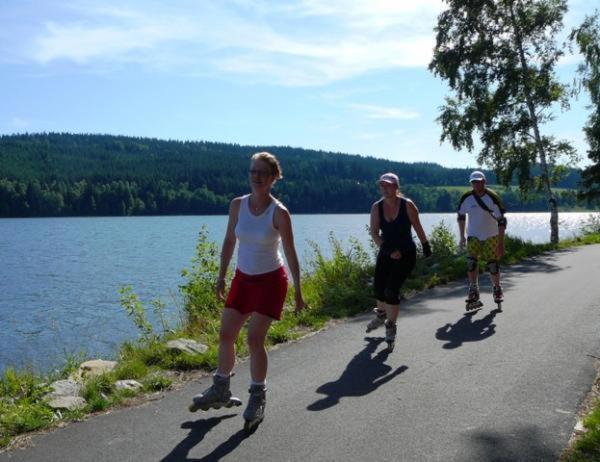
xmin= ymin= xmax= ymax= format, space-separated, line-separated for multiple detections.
xmin=32 ymin=8 xmax=199 ymax=64
xmin=351 ymin=103 xmax=420 ymax=120
xmin=294 ymin=0 xmax=445 ymax=32
xmin=20 ymin=0 xmax=443 ymax=85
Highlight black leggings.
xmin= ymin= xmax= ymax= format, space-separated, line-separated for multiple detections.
xmin=374 ymin=249 xmax=417 ymax=305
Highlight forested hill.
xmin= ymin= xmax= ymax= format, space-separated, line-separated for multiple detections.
xmin=0 ymin=133 xmax=586 ymax=217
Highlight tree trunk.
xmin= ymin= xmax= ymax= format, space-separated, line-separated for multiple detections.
xmin=509 ymin=1 xmax=559 ymax=243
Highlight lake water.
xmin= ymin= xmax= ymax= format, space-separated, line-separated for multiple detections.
xmin=0 ymin=212 xmax=596 ymax=374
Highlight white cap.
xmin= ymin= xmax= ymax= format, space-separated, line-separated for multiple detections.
xmin=469 ymin=170 xmax=486 ymax=182
xmin=377 ymin=172 xmax=399 ymax=186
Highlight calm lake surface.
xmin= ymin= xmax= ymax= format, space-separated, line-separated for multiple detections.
xmin=0 ymin=212 xmax=596 ymax=374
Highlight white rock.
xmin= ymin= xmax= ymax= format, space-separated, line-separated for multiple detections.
xmin=574 ymin=420 xmax=587 ymax=433
xmin=76 ymin=359 xmax=117 ymax=380
xmin=47 ymin=379 xmax=82 ymax=398
xmin=47 ymin=396 xmax=87 ymax=410
xmin=115 ymin=380 xmax=143 ymax=391
xmin=166 ymin=338 xmax=208 ymax=355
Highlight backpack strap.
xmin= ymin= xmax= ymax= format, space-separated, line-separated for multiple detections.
xmin=472 ymin=193 xmax=499 ymax=222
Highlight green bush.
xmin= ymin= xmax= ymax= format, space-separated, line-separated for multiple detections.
xmin=82 ymin=374 xmax=115 ymax=401
xmin=302 ymin=234 xmax=373 ymax=318
xmin=142 ymin=373 xmax=172 ymax=392
xmin=0 ymin=369 xmax=49 ymax=401
xmin=580 ymin=213 xmax=600 ymax=235
xmin=0 ymin=402 xmax=54 ymax=436
xmin=180 ymin=226 xmax=223 ymax=327
xmin=428 ymin=220 xmax=458 ymax=257
xmin=119 ymin=286 xmax=154 ymax=340
xmin=113 ymin=356 xmax=148 ymax=380
xmin=563 ymin=398 xmax=600 ymax=460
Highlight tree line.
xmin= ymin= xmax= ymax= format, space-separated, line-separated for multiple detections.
xmin=0 ymin=133 xmax=592 ymax=217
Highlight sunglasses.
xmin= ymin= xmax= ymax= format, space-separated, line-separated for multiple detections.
xmin=249 ymin=169 xmax=273 ymax=177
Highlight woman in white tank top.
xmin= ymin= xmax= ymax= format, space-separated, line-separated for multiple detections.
xmin=190 ymin=152 xmax=305 ymax=431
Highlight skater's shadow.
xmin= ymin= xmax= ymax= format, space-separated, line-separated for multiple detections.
xmin=195 ymin=429 xmax=250 ymax=462
xmin=161 ymin=415 xmax=244 ymax=462
xmin=435 ymin=309 xmax=501 ymax=349
xmin=307 ymin=337 xmax=408 ymax=411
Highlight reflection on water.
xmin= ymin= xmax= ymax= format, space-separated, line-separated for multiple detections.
xmin=0 ymin=212 xmax=596 ymax=373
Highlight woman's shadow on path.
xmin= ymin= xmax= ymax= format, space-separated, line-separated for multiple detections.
xmin=161 ymin=414 xmax=250 ymax=462
xmin=435 ymin=308 xmax=501 ymax=349
xmin=307 ymin=337 xmax=408 ymax=411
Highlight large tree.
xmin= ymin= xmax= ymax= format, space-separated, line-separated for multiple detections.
xmin=571 ymin=11 xmax=600 ymax=201
xmin=429 ymin=0 xmax=577 ymax=243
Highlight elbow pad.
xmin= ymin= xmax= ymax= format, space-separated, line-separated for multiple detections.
xmin=497 ymin=216 xmax=507 ymax=227
xmin=457 ymin=213 xmax=466 ymax=222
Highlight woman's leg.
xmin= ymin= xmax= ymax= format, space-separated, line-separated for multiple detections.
xmin=374 ymin=252 xmax=390 ymax=314
xmin=216 ymin=308 xmax=250 ymax=376
xmin=385 ymin=303 xmax=401 ymax=322
xmin=246 ymin=313 xmax=274 ymax=383
xmin=384 ymin=253 xmax=416 ymax=322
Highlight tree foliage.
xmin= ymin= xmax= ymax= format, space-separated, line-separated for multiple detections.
xmin=429 ymin=0 xmax=578 ymax=243
xmin=571 ymin=11 xmax=600 ymax=201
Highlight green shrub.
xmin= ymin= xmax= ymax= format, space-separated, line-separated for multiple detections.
xmin=113 ymin=357 xmax=148 ymax=380
xmin=142 ymin=373 xmax=172 ymax=392
xmin=0 ymin=369 xmax=49 ymax=401
xmin=428 ymin=220 xmax=458 ymax=257
xmin=82 ymin=374 xmax=115 ymax=401
xmin=119 ymin=286 xmax=154 ymax=340
xmin=563 ymin=399 xmax=600 ymax=460
xmin=0 ymin=401 xmax=54 ymax=436
xmin=302 ymin=234 xmax=373 ymax=318
xmin=580 ymin=213 xmax=600 ymax=235
xmin=180 ymin=226 xmax=224 ymax=327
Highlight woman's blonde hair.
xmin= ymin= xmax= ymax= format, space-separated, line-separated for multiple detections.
xmin=251 ymin=152 xmax=283 ymax=180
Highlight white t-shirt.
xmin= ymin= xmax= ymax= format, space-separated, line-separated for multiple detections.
xmin=457 ymin=190 xmax=506 ymax=240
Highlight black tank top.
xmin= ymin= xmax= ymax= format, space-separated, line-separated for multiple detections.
xmin=378 ymin=198 xmax=416 ymax=253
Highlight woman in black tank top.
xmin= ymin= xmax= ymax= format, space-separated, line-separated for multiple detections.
xmin=367 ymin=173 xmax=432 ymax=351
xmin=378 ymin=197 xmax=416 ymax=256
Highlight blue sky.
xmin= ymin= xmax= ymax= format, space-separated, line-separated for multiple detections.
xmin=0 ymin=0 xmax=597 ymax=168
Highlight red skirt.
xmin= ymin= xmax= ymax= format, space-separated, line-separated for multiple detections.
xmin=225 ymin=266 xmax=288 ymax=320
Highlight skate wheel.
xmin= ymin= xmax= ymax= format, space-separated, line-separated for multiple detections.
xmin=189 ymin=402 xmax=208 ymax=412
xmin=226 ymin=397 xmax=242 ymax=408
xmin=189 ymin=399 xmax=232 ymax=412
xmin=244 ymin=418 xmax=262 ymax=435
xmin=466 ymin=301 xmax=483 ymax=312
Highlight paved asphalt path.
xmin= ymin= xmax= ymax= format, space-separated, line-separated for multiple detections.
xmin=2 ymin=245 xmax=600 ymax=462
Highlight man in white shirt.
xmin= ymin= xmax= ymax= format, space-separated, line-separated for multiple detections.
xmin=457 ymin=171 xmax=507 ymax=309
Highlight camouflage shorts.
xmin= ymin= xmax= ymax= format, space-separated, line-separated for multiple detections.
xmin=467 ymin=235 xmax=499 ymax=262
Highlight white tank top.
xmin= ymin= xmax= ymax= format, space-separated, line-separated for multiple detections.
xmin=235 ymin=194 xmax=284 ymax=275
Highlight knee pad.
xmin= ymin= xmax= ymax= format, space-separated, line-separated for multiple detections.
xmin=486 ymin=260 xmax=499 ymax=275
xmin=466 ymin=257 xmax=478 ymax=272
xmin=384 ymin=288 xmax=400 ymax=305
